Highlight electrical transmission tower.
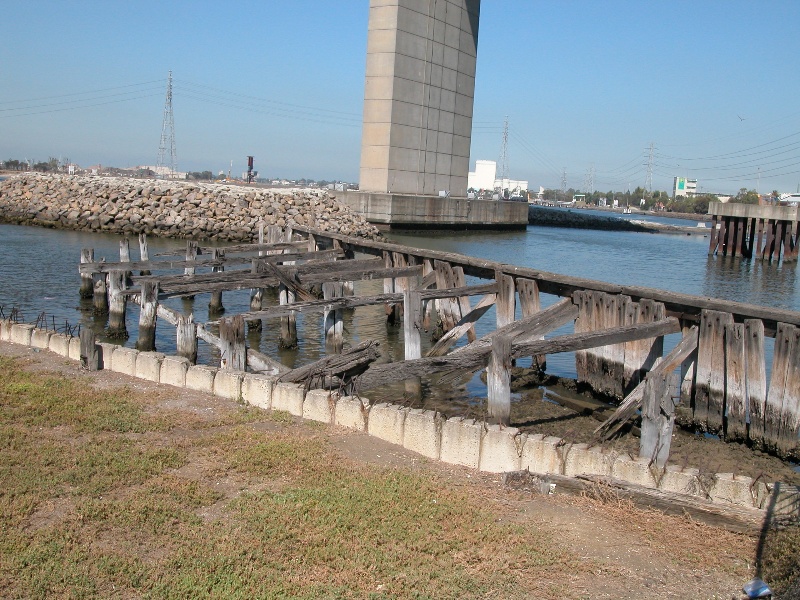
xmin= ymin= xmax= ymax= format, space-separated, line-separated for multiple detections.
xmin=644 ymin=142 xmax=655 ymax=193
xmin=583 ymin=164 xmax=595 ymax=195
xmin=560 ymin=168 xmax=567 ymax=200
xmin=156 ymin=71 xmax=177 ymax=179
xmin=498 ymin=116 xmax=509 ymax=186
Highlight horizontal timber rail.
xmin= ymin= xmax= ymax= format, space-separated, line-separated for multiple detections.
xmin=77 ymin=224 xmax=800 ymax=466
xmin=291 ymin=225 xmax=800 ymax=332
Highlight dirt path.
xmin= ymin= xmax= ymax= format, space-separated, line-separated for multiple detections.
xmin=0 ymin=341 xmax=763 ymax=598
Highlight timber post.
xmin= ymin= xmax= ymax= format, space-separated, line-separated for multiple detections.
xmin=248 ymin=223 xmax=265 ymax=332
xmin=79 ymin=248 xmax=94 ymax=298
xmin=403 ymin=280 xmax=422 ymax=398
xmin=279 ymin=234 xmax=298 ymax=350
xmin=323 ymin=281 xmax=344 ymax=353
xmin=176 ymin=313 xmax=198 ymax=364
xmin=744 ymin=320 xmax=767 ymax=444
xmin=138 ymin=233 xmax=151 ymax=276
xmin=208 ymin=248 xmax=225 ymax=315
xmin=723 ymin=322 xmax=747 ymax=442
xmin=487 ymin=333 xmax=512 ymax=426
xmin=106 ymin=270 xmax=128 ymax=338
xmin=136 ymin=280 xmax=159 ymax=351
xmin=517 ymin=277 xmax=545 ymax=370
xmin=639 ymin=370 xmax=676 ymax=468
xmin=184 ymin=240 xmax=199 ymax=301
xmin=219 ymin=314 xmax=246 ymax=371
xmin=92 ymin=272 xmax=109 ymax=314
xmin=79 ymin=328 xmax=99 ymax=371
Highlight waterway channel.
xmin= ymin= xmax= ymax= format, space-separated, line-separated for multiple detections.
xmin=1 ymin=214 xmax=797 ymax=410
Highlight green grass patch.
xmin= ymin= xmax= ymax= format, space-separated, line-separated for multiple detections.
xmin=0 ymin=356 xmax=170 ymax=433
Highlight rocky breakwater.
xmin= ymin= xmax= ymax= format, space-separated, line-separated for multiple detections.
xmin=0 ymin=174 xmax=382 ymax=241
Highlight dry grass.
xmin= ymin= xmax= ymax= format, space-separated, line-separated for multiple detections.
xmin=0 ymin=355 xmax=587 ymax=599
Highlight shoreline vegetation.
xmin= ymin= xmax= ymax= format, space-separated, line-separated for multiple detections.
xmin=527 ymin=205 xmax=711 ymax=234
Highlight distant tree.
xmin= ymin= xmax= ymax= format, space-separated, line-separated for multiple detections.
xmin=735 ymin=187 xmax=760 ymax=204
xmin=187 ymin=171 xmax=213 ymax=181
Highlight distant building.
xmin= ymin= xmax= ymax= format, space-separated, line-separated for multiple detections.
xmin=673 ymin=176 xmax=698 ymax=198
xmin=138 ymin=165 xmax=187 ymax=180
xmin=468 ymin=160 xmax=528 ymax=198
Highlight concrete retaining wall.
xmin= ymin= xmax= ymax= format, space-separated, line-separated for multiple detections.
xmin=2 ymin=324 xmax=797 ymax=518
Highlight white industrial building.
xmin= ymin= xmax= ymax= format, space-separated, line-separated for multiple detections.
xmin=468 ymin=160 xmax=528 ymax=195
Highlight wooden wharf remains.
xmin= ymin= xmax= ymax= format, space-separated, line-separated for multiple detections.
xmin=78 ymin=224 xmax=800 ymax=465
xmin=708 ymin=202 xmax=800 ymax=262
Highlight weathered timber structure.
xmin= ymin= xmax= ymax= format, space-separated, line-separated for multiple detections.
xmin=76 ymin=225 xmax=800 ymax=465
xmin=708 ymin=203 xmax=800 ymax=262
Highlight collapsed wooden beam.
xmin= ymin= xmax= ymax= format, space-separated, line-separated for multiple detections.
xmin=277 ymin=340 xmax=380 ymax=389
xmin=594 ymin=326 xmax=699 ymax=440
xmin=426 ymin=294 xmax=496 ymax=357
xmin=357 ymin=315 xmax=680 ymax=391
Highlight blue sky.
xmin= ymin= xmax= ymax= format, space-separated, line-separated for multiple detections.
xmin=2 ymin=1 xmax=799 ymax=195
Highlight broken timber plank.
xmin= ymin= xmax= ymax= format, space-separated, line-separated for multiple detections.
xmin=358 ymin=314 xmax=678 ymax=391
xmin=425 ymin=294 xmax=496 ymax=357
xmin=594 ymin=326 xmax=698 ymax=440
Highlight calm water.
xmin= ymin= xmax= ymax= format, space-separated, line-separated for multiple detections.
xmin=1 ymin=220 xmax=797 ymax=406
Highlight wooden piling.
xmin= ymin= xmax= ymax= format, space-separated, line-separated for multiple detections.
xmin=92 ymin=273 xmax=109 ymax=314
xmin=717 ymin=217 xmax=728 ymax=255
xmin=744 ymin=319 xmax=767 ymax=444
xmin=279 ymin=259 xmax=298 ymax=350
xmin=176 ymin=313 xmax=198 ymax=364
xmin=755 ymin=218 xmax=766 ymax=259
xmin=693 ymin=309 xmax=732 ymax=432
xmin=708 ymin=215 xmax=720 ymax=255
xmin=208 ymin=248 xmax=225 ymax=315
xmin=79 ymin=328 xmax=100 ymax=371
xmin=452 ymin=266 xmax=474 ymax=343
xmin=434 ymin=260 xmax=456 ymax=333
xmin=495 ymin=270 xmax=515 ymax=329
xmin=248 ymin=224 xmax=265 ymax=332
xmin=106 ymin=270 xmax=128 ymax=338
xmin=724 ymin=322 xmax=747 ymax=442
xmin=765 ymin=323 xmax=800 ymax=456
xmin=135 ymin=280 xmax=158 ymax=351
xmin=403 ymin=282 xmax=422 ymax=398
xmin=679 ymin=321 xmax=698 ymax=410
xmin=764 ymin=220 xmax=775 ymax=261
xmin=219 ymin=314 xmax=246 ymax=371
xmin=119 ymin=238 xmax=131 ymax=264
xmin=79 ymin=248 xmax=95 ymax=298
xmin=487 ymin=333 xmax=512 ymax=426
xmin=574 ymin=291 xmax=590 ymax=384
xmin=138 ymin=234 xmax=151 ymax=275
xmin=323 ymin=281 xmax=344 ymax=353
xmin=517 ymin=277 xmax=545 ymax=370
xmin=183 ymin=240 xmax=199 ymax=301
xmin=422 ymin=258 xmax=434 ymax=332
xmin=639 ymin=370 xmax=676 ymax=467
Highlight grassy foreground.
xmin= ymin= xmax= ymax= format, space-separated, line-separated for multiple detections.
xmin=0 ymin=355 xmax=581 ymax=599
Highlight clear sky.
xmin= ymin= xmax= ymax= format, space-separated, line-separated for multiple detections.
xmin=2 ymin=1 xmax=799 ymax=195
